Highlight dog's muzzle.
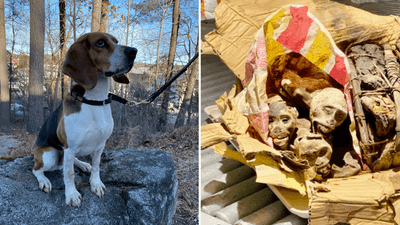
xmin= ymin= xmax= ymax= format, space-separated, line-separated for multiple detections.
xmin=105 ymin=47 xmax=138 ymax=77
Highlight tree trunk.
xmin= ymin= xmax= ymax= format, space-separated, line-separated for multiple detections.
xmin=59 ymin=0 xmax=67 ymax=101
xmin=49 ymin=55 xmax=55 ymax=112
xmin=59 ymin=0 xmax=65 ymax=54
xmin=27 ymin=0 xmax=45 ymax=133
xmin=100 ymin=0 xmax=109 ymax=32
xmin=175 ymin=42 xmax=198 ymax=128
xmin=154 ymin=15 xmax=165 ymax=91
xmin=157 ymin=0 xmax=180 ymax=131
xmin=52 ymin=72 xmax=60 ymax=112
xmin=186 ymin=91 xmax=195 ymax=125
xmin=91 ymin=0 xmax=101 ymax=32
xmin=125 ymin=0 xmax=130 ymax=45
xmin=73 ymin=0 xmax=76 ymax=41
xmin=9 ymin=7 xmax=15 ymax=122
xmin=0 ymin=0 xmax=10 ymax=131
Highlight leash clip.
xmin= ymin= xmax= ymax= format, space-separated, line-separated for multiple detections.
xmin=126 ymin=101 xmax=137 ymax=107
xmin=125 ymin=100 xmax=150 ymax=107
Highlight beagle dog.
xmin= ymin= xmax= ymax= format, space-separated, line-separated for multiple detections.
xmin=32 ymin=32 xmax=137 ymax=207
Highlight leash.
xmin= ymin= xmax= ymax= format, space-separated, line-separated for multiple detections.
xmin=71 ymin=52 xmax=199 ymax=107
xmin=123 ymin=52 xmax=199 ymax=107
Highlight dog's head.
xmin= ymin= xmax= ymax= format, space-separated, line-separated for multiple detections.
xmin=62 ymin=32 xmax=137 ymax=90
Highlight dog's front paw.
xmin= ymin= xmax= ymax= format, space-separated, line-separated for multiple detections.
xmin=65 ymin=189 xmax=82 ymax=207
xmin=90 ymin=179 xmax=106 ymax=198
xmin=75 ymin=159 xmax=92 ymax=173
xmin=38 ymin=177 xmax=52 ymax=193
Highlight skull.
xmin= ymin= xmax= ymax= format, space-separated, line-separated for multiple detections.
xmin=268 ymin=96 xmax=298 ymax=150
xmin=310 ymin=88 xmax=348 ymax=134
xmin=292 ymin=129 xmax=333 ymax=176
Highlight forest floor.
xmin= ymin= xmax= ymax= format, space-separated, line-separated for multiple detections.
xmin=0 ymin=120 xmax=199 ymax=225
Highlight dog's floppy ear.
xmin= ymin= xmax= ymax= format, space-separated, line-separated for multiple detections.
xmin=62 ymin=41 xmax=98 ymax=90
xmin=112 ymin=75 xmax=129 ymax=84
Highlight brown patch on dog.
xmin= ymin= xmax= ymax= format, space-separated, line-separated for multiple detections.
xmin=63 ymin=95 xmax=82 ymax=117
xmin=57 ymin=117 xmax=68 ymax=149
xmin=57 ymin=89 xmax=84 ymax=148
xmin=82 ymin=32 xmax=117 ymax=74
xmin=33 ymin=145 xmax=56 ymax=171
xmin=112 ymin=75 xmax=129 ymax=84
xmin=62 ymin=32 xmax=119 ymax=90
xmin=62 ymin=40 xmax=98 ymax=90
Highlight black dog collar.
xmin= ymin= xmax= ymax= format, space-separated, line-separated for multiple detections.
xmin=71 ymin=91 xmax=129 ymax=106
xmin=71 ymin=91 xmax=112 ymax=106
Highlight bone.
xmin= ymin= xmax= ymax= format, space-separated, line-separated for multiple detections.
xmin=383 ymin=44 xmax=400 ymax=161
xmin=348 ymin=59 xmax=376 ymax=166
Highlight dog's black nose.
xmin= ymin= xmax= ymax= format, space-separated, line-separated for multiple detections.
xmin=125 ymin=47 xmax=138 ymax=60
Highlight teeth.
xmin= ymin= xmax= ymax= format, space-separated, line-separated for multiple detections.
xmin=317 ymin=124 xmax=333 ymax=134
xmin=272 ymin=135 xmax=289 ymax=139
xmin=274 ymin=137 xmax=289 ymax=146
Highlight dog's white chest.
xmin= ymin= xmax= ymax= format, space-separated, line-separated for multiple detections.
xmin=64 ymin=104 xmax=113 ymax=155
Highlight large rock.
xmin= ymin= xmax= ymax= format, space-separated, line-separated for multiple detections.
xmin=0 ymin=148 xmax=178 ymax=225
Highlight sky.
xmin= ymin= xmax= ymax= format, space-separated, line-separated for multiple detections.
xmin=4 ymin=0 xmax=199 ymax=65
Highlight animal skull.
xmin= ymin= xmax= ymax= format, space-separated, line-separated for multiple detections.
xmin=292 ymin=129 xmax=333 ymax=176
xmin=268 ymin=96 xmax=298 ymax=150
xmin=310 ymin=88 xmax=348 ymax=134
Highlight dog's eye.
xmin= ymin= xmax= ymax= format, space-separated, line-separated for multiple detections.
xmin=96 ymin=40 xmax=105 ymax=48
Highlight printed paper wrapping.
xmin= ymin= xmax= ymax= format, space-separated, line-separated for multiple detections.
xmin=203 ymin=5 xmax=361 ymax=195
xmin=232 ymin=5 xmax=359 ymax=155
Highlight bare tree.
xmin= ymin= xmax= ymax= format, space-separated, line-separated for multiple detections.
xmin=27 ymin=0 xmax=45 ymax=133
xmin=153 ymin=0 xmax=172 ymax=91
xmin=0 ymin=0 xmax=10 ymax=131
xmin=125 ymin=0 xmax=130 ymax=44
xmin=157 ymin=0 xmax=180 ymax=131
xmin=45 ymin=0 xmax=56 ymax=112
xmin=5 ymin=0 xmax=18 ymax=122
xmin=73 ymin=0 xmax=76 ymax=41
xmin=126 ymin=2 xmax=150 ymax=46
xmin=8 ymin=2 xmax=14 ymax=104
xmin=51 ymin=0 xmax=89 ymax=112
xmin=175 ymin=39 xmax=198 ymax=128
xmin=91 ymin=0 xmax=101 ymax=32
xmin=53 ymin=0 xmax=66 ymax=111
xmin=100 ymin=0 xmax=109 ymax=32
